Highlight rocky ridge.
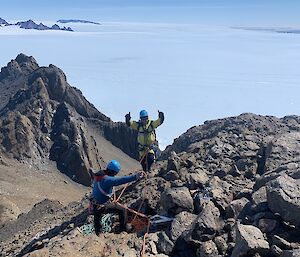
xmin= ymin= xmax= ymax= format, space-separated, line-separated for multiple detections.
xmin=2 ymin=113 xmax=300 ymax=256
xmin=15 ymin=20 xmax=73 ymax=31
xmin=0 ymin=18 xmax=73 ymax=31
xmin=0 ymin=54 xmax=139 ymax=186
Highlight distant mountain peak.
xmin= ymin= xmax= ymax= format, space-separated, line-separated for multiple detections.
xmin=0 ymin=17 xmax=9 ymax=25
xmin=0 ymin=19 xmax=73 ymax=31
xmin=57 ymin=19 xmax=101 ymax=25
xmin=18 ymin=19 xmax=72 ymax=31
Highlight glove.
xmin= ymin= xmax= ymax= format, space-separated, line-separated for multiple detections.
xmin=158 ymin=110 xmax=164 ymax=123
xmin=125 ymin=112 xmax=131 ymax=126
xmin=136 ymin=171 xmax=146 ymax=180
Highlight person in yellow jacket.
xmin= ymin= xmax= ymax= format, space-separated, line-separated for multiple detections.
xmin=125 ymin=109 xmax=164 ymax=171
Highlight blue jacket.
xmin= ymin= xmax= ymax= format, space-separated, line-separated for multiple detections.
xmin=92 ymin=173 xmax=138 ymax=204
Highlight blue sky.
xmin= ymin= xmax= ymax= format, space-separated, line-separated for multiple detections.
xmin=1 ymin=0 xmax=300 ymax=26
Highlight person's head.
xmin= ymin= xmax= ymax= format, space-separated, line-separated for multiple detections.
xmin=105 ymin=160 xmax=121 ymax=176
xmin=139 ymin=110 xmax=149 ymax=125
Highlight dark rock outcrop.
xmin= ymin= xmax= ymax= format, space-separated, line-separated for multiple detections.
xmin=0 ymin=54 xmax=139 ymax=185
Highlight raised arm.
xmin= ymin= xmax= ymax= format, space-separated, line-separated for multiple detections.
xmin=152 ymin=110 xmax=164 ymax=128
xmin=125 ymin=112 xmax=139 ymax=130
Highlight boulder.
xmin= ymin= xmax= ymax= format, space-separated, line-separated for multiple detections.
xmin=161 ymin=187 xmax=194 ymax=215
xmin=264 ymin=132 xmax=300 ymax=172
xmin=186 ymin=155 xmax=197 ymax=168
xmin=257 ymin=218 xmax=278 ymax=233
xmin=156 ymin=231 xmax=174 ymax=255
xmin=163 ymin=170 xmax=180 ymax=181
xmin=271 ymin=245 xmax=283 ymax=257
xmin=170 ymin=211 xmax=197 ymax=241
xmin=186 ymin=171 xmax=209 ymax=190
xmin=270 ymin=134 xmax=300 ymax=162
xmin=167 ymin=151 xmax=182 ymax=172
xmin=266 ymin=174 xmax=300 ymax=227
xmin=272 ymin=235 xmax=292 ymax=250
xmin=185 ymin=201 xmax=222 ymax=244
xmin=214 ymin=235 xmax=228 ymax=255
xmin=196 ymin=240 xmax=219 ymax=257
xmin=231 ymin=223 xmax=270 ymax=257
xmin=251 ymin=186 xmax=268 ymax=212
xmin=226 ymin=198 xmax=249 ymax=219
xmin=209 ymin=177 xmax=234 ymax=213
xmin=282 ymin=249 xmax=300 ymax=257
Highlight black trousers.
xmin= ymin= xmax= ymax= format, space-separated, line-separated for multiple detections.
xmin=93 ymin=202 xmax=127 ymax=235
xmin=141 ymin=153 xmax=155 ymax=172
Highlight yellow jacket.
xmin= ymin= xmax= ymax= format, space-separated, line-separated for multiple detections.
xmin=129 ymin=118 xmax=163 ymax=158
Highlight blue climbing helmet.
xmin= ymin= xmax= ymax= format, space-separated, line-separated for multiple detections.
xmin=106 ymin=160 xmax=121 ymax=174
xmin=140 ymin=110 xmax=148 ymax=118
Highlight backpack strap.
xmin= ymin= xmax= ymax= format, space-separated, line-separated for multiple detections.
xmin=96 ymin=176 xmax=113 ymax=198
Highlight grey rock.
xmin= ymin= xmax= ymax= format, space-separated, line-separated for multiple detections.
xmin=251 ymin=186 xmax=268 ymax=212
xmin=187 ymin=171 xmax=209 ymax=190
xmin=231 ymin=223 xmax=270 ymax=257
xmin=209 ymin=176 xmax=234 ymax=212
xmin=170 ymin=211 xmax=197 ymax=241
xmin=271 ymin=245 xmax=283 ymax=257
xmin=161 ymin=187 xmax=194 ymax=215
xmin=186 ymin=155 xmax=197 ymax=168
xmin=226 ymin=197 xmax=249 ymax=219
xmin=163 ymin=170 xmax=180 ymax=181
xmin=149 ymin=241 xmax=158 ymax=255
xmin=214 ymin=235 xmax=228 ymax=255
xmin=157 ymin=231 xmax=174 ymax=255
xmin=257 ymin=218 xmax=278 ymax=233
xmin=282 ymin=249 xmax=300 ymax=257
xmin=265 ymin=132 xmax=300 ymax=172
xmin=266 ymin=174 xmax=300 ymax=227
xmin=185 ymin=201 xmax=222 ymax=244
xmin=272 ymin=235 xmax=292 ymax=250
xmin=167 ymin=151 xmax=182 ymax=172
xmin=196 ymin=240 xmax=219 ymax=257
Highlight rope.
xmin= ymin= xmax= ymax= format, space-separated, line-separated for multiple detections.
xmin=141 ymin=221 xmax=151 ymax=257
xmin=113 ymin=147 xmax=150 ymax=203
xmin=100 ymin=213 xmax=115 ymax=233
xmin=131 ymin=198 xmax=145 ymax=223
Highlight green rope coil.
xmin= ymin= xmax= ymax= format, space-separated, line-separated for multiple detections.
xmin=100 ymin=213 xmax=114 ymax=233
xmin=78 ymin=213 xmax=117 ymax=235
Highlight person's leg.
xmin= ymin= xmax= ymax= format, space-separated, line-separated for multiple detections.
xmin=147 ymin=153 xmax=155 ymax=171
xmin=93 ymin=207 xmax=102 ymax=236
xmin=105 ymin=202 xmax=127 ymax=231
xmin=141 ymin=155 xmax=147 ymax=171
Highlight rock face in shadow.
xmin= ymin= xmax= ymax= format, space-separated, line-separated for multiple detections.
xmin=0 ymin=54 xmax=138 ymax=185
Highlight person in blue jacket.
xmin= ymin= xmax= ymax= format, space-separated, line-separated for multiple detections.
xmin=92 ymin=159 xmax=145 ymax=235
